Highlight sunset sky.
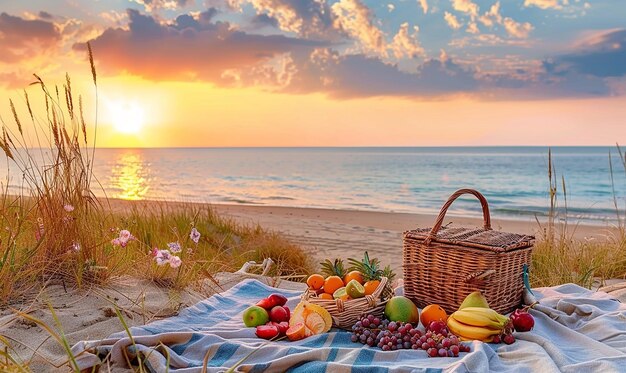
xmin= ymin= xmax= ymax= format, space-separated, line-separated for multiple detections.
xmin=0 ymin=0 xmax=625 ymax=147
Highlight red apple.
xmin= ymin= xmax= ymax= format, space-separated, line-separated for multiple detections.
xmin=512 ymin=312 xmax=534 ymax=332
xmin=256 ymin=298 xmax=274 ymax=310
xmin=256 ymin=324 xmax=280 ymax=340
xmin=268 ymin=293 xmax=288 ymax=307
xmin=283 ymin=306 xmax=290 ymax=320
xmin=269 ymin=305 xmax=289 ymax=323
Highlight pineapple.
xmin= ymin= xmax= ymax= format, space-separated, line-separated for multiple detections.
xmin=348 ymin=251 xmax=382 ymax=281
xmin=348 ymin=252 xmax=396 ymax=299
xmin=320 ymin=258 xmax=347 ymax=278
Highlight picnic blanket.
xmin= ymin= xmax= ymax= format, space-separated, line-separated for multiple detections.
xmin=72 ymin=279 xmax=626 ymax=372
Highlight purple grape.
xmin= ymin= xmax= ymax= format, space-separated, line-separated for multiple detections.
xmin=421 ymin=342 xmax=429 ymax=350
xmin=438 ymin=348 xmax=447 ymax=357
xmin=427 ymin=348 xmax=438 ymax=357
xmin=388 ymin=322 xmax=397 ymax=332
xmin=362 ymin=319 xmax=370 ymax=328
xmin=450 ymin=345 xmax=460 ymax=355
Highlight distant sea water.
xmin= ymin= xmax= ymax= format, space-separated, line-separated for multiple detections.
xmin=2 ymin=147 xmax=625 ymax=224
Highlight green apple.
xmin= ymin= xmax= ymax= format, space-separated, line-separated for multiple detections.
xmin=243 ymin=305 xmax=270 ymax=327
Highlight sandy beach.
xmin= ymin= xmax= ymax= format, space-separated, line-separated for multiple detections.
xmin=108 ymin=199 xmax=620 ymax=275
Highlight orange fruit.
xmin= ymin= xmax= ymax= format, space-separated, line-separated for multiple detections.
xmin=318 ymin=293 xmax=333 ymax=300
xmin=286 ymin=322 xmax=307 ymax=341
xmin=323 ymin=276 xmax=344 ymax=295
xmin=307 ymin=274 xmax=324 ymax=290
xmin=363 ymin=280 xmax=380 ymax=295
xmin=343 ymin=271 xmax=364 ymax=286
xmin=289 ymin=301 xmax=333 ymax=339
xmin=420 ymin=304 xmax=448 ymax=328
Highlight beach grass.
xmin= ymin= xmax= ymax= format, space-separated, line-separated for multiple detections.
xmin=530 ymin=148 xmax=626 ymax=289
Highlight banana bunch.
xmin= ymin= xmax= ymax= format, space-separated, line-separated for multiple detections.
xmin=447 ymin=307 xmax=510 ymax=342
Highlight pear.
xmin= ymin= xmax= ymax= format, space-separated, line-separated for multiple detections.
xmin=458 ymin=291 xmax=490 ymax=310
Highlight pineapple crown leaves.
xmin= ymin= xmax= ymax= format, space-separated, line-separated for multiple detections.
xmin=381 ymin=264 xmax=396 ymax=283
xmin=348 ymin=251 xmax=383 ymax=281
xmin=320 ymin=258 xmax=346 ymax=278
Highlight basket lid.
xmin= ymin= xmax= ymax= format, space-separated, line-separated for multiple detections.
xmin=404 ymin=226 xmax=534 ymax=252
xmin=405 ymin=189 xmax=535 ymax=252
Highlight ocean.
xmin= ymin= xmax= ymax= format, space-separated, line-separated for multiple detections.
xmin=2 ymin=147 xmax=625 ymax=224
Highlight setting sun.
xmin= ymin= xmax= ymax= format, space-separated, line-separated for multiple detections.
xmin=106 ymin=100 xmax=145 ymax=134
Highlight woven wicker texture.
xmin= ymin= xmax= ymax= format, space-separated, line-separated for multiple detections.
xmin=302 ymin=277 xmax=389 ymax=329
xmin=403 ymin=189 xmax=534 ymax=315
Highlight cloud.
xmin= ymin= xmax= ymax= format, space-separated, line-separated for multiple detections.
xmin=451 ymin=0 xmax=479 ymax=18
xmin=77 ymin=9 xmax=326 ymax=83
xmin=444 ymin=12 xmax=462 ymax=30
xmin=387 ymin=4 xmax=395 ymax=12
xmin=478 ymin=1 xmax=502 ymax=28
xmin=390 ymin=23 xmax=424 ymax=59
xmin=131 ymin=0 xmax=195 ymax=13
xmin=418 ymin=0 xmax=428 ymax=14
xmin=467 ymin=21 xmax=479 ymax=34
xmin=523 ymin=0 xmax=562 ymax=10
xmin=502 ymin=17 xmax=533 ymax=38
xmin=245 ymin=0 xmax=337 ymax=39
xmin=289 ymin=48 xmax=478 ymax=98
xmin=331 ymin=0 xmax=387 ymax=55
xmin=0 ymin=12 xmax=61 ymax=63
xmin=250 ymin=13 xmax=280 ymax=29
xmin=38 ymin=11 xmax=53 ymax=19
xmin=546 ymin=29 xmax=626 ymax=78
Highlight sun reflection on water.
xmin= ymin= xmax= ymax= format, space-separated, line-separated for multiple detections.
xmin=110 ymin=151 xmax=149 ymax=200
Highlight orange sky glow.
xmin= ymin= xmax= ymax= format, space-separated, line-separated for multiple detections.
xmin=0 ymin=1 xmax=625 ymax=147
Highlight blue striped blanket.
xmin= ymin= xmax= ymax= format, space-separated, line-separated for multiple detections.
xmin=72 ymin=279 xmax=626 ymax=372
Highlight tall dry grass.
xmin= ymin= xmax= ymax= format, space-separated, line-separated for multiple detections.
xmin=0 ymin=43 xmax=313 ymax=307
xmin=531 ymin=147 xmax=626 ymax=288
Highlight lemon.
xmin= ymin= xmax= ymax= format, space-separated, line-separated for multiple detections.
xmin=333 ymin=287 xmax=349 ymax=300
xmin=345 ymin=279 xmax=366 ymax=299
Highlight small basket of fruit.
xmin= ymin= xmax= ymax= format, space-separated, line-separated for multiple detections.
xmin=403 ymin=189 xmax=535 ymax=315
xmin=303 ymin=252 xmax=396 ymax=330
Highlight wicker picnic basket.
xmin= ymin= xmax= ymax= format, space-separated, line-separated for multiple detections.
xmin=403 ymin=189 xmax=534 ymax=315
xmin=302 ymin=277 xmax=390 ymax=329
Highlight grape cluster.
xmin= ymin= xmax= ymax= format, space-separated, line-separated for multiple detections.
xmin=350 ymin=315 xmax=470 ymax=357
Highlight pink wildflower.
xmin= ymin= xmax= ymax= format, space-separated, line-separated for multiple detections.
xmin=64 ymin=204 xmax=75 ymax=212
xmin=155 ymin=249 xmax=171 ymax=266
xmin=190 ymin=227 xmax=200 ymax=244
xmin=112 ymin=229 xmax=134 ymax=247
xmin=167 ymin=242 xmax=181 ymax=253
xmin=169 ymin=255 xmax=182 ymax=268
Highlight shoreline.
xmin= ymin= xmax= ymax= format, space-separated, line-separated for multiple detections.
xmin=108 ymin=198 xmax=621 ymax=274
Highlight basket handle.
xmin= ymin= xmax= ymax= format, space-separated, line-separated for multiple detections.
xmin=425 ymin=189 xmax=491 ymax=245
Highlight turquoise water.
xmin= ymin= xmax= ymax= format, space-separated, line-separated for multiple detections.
xmin=2 ymin=147 xmax=625 ymax=223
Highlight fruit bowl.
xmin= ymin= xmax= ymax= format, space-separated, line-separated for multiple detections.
xmin=302 ymin=276 xmax=390 ymax=330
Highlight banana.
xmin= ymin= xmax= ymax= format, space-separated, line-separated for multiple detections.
xmin=447 ymin=314 xmax=502 ymax=342
xmin=452 ymin=307 xmax=509 ymax=329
